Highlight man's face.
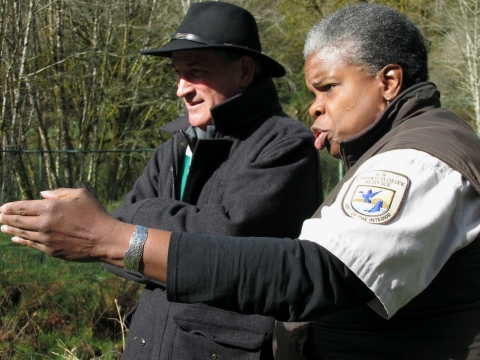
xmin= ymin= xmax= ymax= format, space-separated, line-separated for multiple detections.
xmin=305 ymin=50 xmax=387 ymax=158
xmin=172 ymin=50 xmax=245 ymax=129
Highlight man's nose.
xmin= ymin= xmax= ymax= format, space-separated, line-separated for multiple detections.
xmin=177 ymin=78 xmax=194 ymax=98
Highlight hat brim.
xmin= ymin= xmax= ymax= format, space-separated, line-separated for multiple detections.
xmin=140 ymin=39 xmax=286 ymax=78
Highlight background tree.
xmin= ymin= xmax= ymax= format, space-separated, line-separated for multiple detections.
xmin=1 ymin=0 xmax=478 ymax=204
xmin=429 ymin=0 xmax=480 ymax=133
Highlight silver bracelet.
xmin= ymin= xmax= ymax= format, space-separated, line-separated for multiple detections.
xmin=124 ymin=225 xmax=148 ymax=272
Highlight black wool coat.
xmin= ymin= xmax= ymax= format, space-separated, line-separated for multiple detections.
xmin=105 ymin=78 xmax=322 ymax=359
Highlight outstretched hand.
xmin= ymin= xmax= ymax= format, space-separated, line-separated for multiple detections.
xmin=0 ymin=188 xmax=131 ymax=265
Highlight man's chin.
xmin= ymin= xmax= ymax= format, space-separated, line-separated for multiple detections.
xmin=187 ymin=115 xmax=213 ymax=129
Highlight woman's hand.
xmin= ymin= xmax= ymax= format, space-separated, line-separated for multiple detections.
xmin=0 ymin=188 xmax=131 ymax=265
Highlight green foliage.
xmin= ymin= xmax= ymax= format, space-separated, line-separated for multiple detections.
xmin=1 ymin=0 xmax=480 ymax=354
xmin=0 ymin=234 xmax=142 ymax=359
xmin=320 ymin=152 xmax=344 ymax=197
xmin=3 ymin=0 xmax=479 ymax=203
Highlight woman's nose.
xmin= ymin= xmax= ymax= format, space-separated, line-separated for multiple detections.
xmin=309 ymin=100 xmax=324 ymax=119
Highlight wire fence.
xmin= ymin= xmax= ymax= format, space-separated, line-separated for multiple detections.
xmin=1 ymin=149 xmax=343 ymax=205
xmin=1 ymin=149 xmax=155 ymax=204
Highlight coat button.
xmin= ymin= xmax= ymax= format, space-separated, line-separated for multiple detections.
xmin=180 ymin=141 xmax=186 ymax=147
xmin=140 ymin=338 xmax=146 ymax=346
xmin=211 ymin=354 xmax=217 ymax=359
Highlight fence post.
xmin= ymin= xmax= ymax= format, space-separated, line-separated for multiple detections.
xmin=38 ymin=150 xmax=44 ymax=263
xmin=338 ymin=159 xmax=344 ymax=181
xmin=39 ymin=149 xmax=44 ymax=193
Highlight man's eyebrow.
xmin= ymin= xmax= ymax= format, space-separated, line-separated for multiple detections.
xmin=172 ymin=57 xmax=206 ymax=67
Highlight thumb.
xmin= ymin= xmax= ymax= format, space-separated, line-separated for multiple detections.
xmin=40 ymin=188 xmax=80 ymax=199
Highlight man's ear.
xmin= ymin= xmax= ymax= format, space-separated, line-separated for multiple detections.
xmin=238 ymin=56 xmax=255 ymax=89
xmin=380 ymin=64 xmax=403 ymax=102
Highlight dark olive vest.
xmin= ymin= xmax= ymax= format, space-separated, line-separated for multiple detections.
xmin=306 ymin=83 xmax=480 ymax=359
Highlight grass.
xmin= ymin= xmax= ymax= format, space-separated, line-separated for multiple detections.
xmin=0 ymin=233 xmax=142 ymax=359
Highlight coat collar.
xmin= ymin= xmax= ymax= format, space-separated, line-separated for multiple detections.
xmin=160 ymin=77 xmax=282 ymax=135
xmin=339 ymin=82 xmax=441 ymax=170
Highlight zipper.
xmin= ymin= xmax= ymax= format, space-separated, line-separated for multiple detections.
xmin=170 ymin=139 xmax=177 ymax=200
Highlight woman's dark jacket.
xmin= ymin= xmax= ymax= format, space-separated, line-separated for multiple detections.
xmin=104 ymin=78 xmax=322 ymax=359
xmin=166 ymin=82 xmax=480 ymax=359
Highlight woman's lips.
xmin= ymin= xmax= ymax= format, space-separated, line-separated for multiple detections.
xmin=313 ymin=130 xmax=328 ymax=150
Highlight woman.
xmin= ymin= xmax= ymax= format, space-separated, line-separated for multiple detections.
xmin=2 ymin=3 xmax=480 ymax=358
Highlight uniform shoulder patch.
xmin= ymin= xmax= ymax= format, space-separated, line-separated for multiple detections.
xmin=342 ymin=170 xmax=410 ymax=225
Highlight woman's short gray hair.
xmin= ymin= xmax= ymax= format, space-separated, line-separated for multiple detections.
xmin=304 ymin=3 xmax=428 ymax=88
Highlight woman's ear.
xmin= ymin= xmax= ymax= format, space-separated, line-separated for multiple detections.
xmin=380 ymin=64 xmax=403 ymax=103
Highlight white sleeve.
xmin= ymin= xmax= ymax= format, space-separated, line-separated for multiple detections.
xmin=300 ymin=149 xmax=480 ymax=319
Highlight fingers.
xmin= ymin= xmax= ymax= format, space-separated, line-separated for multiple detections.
xmin=0 ymin=214 xmax=43 ymax=234
xmin=5 ymin=227 xmax=42 ymax=245
xmin=0 ymin=199 xmax=48 ymax=234
xmin=11 ymin=235 xmax=62 ymax=259
xmin=0 ymin=198 xmax=50 ymax=250
xmin=0 ymin=198 xmax=50 ymax=237
xmin=0 ymin=189 xmax=89 ymax=218
xmin=11 ymin=236 xmax=44 ymax=251
xmin=0 ymin=199 xmax=46 ymax=217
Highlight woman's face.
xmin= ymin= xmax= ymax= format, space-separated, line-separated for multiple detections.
xmin=305 ymin=50 xmax=387 ymax=158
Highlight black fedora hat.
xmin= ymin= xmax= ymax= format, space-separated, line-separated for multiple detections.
xmin=140 ymin=1 xmax=286 ymax=77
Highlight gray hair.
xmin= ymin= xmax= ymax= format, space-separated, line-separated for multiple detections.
xmin=304 ymin=4 xmax=428 ymax=88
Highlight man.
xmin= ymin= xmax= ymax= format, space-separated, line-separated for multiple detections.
xmin=47 ymin=2 xmax=321 ymax=359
